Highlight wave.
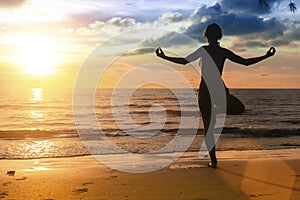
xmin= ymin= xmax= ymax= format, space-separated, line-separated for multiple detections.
xmin=0 ymin=104 xmax=68 ymax=110
xmin=279 ymin=120 xmax=300 ymax=125
xmin=221 ymin=127 xmax=300 ymax=137
xmin=101 ymin=127 xmax=300 ymax=138
xmin=0 ymin=129 xmax=78 ymax=140
xmin=0 ymin=153 xmax=91 ymax=160
xmin=0 ymin=126 xmax=299 ymax=141
xmin=0 ymin=127 xmax=300 ymax=160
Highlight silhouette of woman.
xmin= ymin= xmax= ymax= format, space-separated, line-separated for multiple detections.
xmin=156 ymin=23 xmax=276 ymax=168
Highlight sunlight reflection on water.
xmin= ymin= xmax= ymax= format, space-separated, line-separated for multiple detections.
xmin=29 ymin=88 xmax=44 ymax=121
xmin=31 ymin=88 xmax=43 ymax=101
xmin=18 ymin=140 xmax=54 ymax=158
xmin=30 ymin=110 xmax=43 ymax=119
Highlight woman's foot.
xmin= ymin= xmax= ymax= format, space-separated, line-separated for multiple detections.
xmin=208 ymin=161 xmax=217 ymax=168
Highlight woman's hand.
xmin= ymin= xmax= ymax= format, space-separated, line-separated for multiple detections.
xmin=156 ymin=47 xmax=165 ymax=58
xmin=266 ymin=47 xmax=276 ymax=57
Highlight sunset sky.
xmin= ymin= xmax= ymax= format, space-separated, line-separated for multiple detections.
xmin=0 ymin=0 xmax=299 ymax=88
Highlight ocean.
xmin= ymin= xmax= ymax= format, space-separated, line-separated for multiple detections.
xmin=0 ymin=88 xmax=299 ymax=159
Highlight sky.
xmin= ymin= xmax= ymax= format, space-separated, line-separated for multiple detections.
xmin=0 ymin=0 xmax=299 ymax=88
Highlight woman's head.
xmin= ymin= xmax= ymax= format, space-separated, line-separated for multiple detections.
xmin=204 ymin=23 xmax=223 ymax=44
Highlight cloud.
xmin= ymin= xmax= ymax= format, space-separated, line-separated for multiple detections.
xmin=61 ymin=1 xmax=299 ymax=51
xmin=233 ymin=41 xmax=269 ymax=48
xmin=256 ymin=21 xmax=300 ymax=47
xmin=229 ymin=20 xmax=300 ymax=48
xmin=124 ymin=48 xmax=155 ymax=56
xmin=107 ymin=17 xmax=137 ymax=27
xmin=70 ymin=17 xmax=140 ymax=40
xmin=157 ymin=12 xmax=186 ymax=24
xmin=245 ymin=41 xmax=269 ymax=47
xmin=71 ymin=18 xmax=194 ymax=48
xmin=185 ymin=3 xmax=286 ymax=42
xmin=67 ymin=0 xmax=202 ymax=22
xmin=220 ymin=0 xmax=282 ymax=14
xmin=0 ymin=0 xmax=25 ymax=8
xmin=139 ymin=31 xmax=196 ymax=48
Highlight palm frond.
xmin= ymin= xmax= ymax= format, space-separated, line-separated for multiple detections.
xmin=288 ymin=2 xmax=297 ymax=13
xmin=258 ymin=0 xmax=270 ymax=9
xmin=258 ymin=0 xmax=297 ymax=13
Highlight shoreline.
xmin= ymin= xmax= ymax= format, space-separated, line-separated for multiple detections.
xmin=1 ymin=150 xmax=300 ymax=199
xmin=1 ymin=133 xmax=300 ymax=160
xmin=1 ymin=147 xmax=300 ymax=161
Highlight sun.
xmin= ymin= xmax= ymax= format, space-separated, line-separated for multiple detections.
xmin=18 ymin=35 xmax=60 ymax=76
xmin=21 ymin=49 xmax=59 ymax=76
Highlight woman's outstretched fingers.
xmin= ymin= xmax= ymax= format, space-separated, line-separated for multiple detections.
xmin=156 ymin=47 xmax=165 ymax=58
xmin=269 ymin=47 xmax=276 ymax=54
xmin=267 ymin=47 xmax=276 ymax=57
xmin=155 ymin=47 xmax=161 ymax=56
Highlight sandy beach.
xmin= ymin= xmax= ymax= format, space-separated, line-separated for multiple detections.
xmin=1 ymin=151 xmax=300 ymax=200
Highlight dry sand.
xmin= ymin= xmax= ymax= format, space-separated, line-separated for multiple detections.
xmin=1 ymin=152 xmax=300 ymax=200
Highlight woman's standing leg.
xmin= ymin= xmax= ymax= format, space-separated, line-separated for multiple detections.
xmin=202 ymin=114 xmax=217 ymax=168
xmin=199 ymin=87 xmax=217 ymax=168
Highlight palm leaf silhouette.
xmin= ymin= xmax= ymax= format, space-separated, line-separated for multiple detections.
xmin=288 ymin=1 xmax=297 ymax=13
xmin=258 ymin=0 xmax=270 ymax=9
xmin=258 ymin=0 xmax=297 ymax=13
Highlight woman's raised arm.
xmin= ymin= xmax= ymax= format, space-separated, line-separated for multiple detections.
xmin=156 ymin=47 xmax=202 ymax=65
xmin=226 ymin=47 xmax=276 ymax=66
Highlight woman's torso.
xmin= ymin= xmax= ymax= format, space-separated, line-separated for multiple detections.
xmin=199 ymin=44 xmax=229 ymax=93
xmin=202 ymin=44 xmax=227 ymax=75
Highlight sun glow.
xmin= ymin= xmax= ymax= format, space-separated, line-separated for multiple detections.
xmin=21 ymin=49 xmax=59 ymax=76
xmin=18 ymin=35 xmax=60 ymax=76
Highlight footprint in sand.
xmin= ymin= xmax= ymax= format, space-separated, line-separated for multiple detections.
xmin=82 ymin=182 xmax=94 ymax=186
xmin=2 ymin=182 xmax=11 ymax=187
xmin=73 ymin=188 xmax=88 ymax=195
xmin=15 ymin=176 xmax=27 ymax=181
xmin=110 ymin=175 xmax=118 ymax=179
xmin=6 ymin=171 xmax=15 ymax=176
xmin=0 ymin=192 xmax=8 ymax=198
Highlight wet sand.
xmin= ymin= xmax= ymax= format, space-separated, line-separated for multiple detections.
xmin=1 ymin=151 xmax=300 ymax=200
